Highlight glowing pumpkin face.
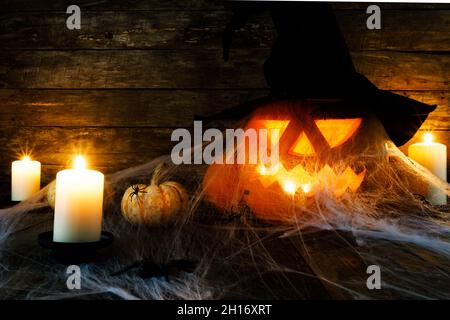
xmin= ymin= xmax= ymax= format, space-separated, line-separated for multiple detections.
xmin=203 ymin=99 xmax=368 ymax=221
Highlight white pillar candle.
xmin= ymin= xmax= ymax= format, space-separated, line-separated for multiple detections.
xmin=53 ymin=156 xmax=104 ymax=243
xmin=408 ymin=133 xmax=447 ymax=205
xmin=11 ymin=156 xmax=41 ymax=201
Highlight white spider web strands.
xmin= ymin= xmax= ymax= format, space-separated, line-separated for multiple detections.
xmin=0 ymin=115 xmax=449 ymax=300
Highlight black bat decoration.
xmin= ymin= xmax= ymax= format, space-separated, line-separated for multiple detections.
xmin=111 ymin=259 xmax=198 ymax=281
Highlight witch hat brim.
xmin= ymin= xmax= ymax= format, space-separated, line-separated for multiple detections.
xmin=214 ymin=2 xmax=437 ymax=147
xmin=372 ymin=87 xmax=437 ymax=146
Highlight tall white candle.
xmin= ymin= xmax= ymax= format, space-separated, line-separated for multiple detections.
xmin=53 ymin=156 xmax=104 ymax=243
xmin=11 ymin=156 xmax=41 ymax=201
xmin=408 ymin=133 xmax=447 ymax=205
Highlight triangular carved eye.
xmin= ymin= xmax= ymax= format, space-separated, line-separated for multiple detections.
xmin=290 ymin=118 xmax=362 ymax=155
xmin=261 ymin=120 xmax=290 ymax=144
xmin=258 ymin=118 xmax=361 ymax=156
xmin=291 ymin=133 xmax=315 ymax=155
xmin=315 ymin=118 xmax=362 ymax=148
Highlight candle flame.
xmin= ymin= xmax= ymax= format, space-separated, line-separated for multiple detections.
xmin=258 ymin=163 xmax=280 ymax=176
xmin=22 ymin=155 xmax=31 ymax=162
xmin=301 ymin=183 xmax=312 ymax=194
xmin=283 ymin=180 xmax=297 ymax=195
xmin=423 ymin=133 xmax=434 ymax=144
xmin=258 ymin=165 xmax=267 ymax=175
xmin=74 ymin=155 xmax=87 ymax=170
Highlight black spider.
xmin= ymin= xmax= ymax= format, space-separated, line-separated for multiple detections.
xmin=128 ymin=184 xmax=147 ymax=203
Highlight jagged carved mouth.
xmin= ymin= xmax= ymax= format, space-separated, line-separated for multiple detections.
xmin=202 ymin=99 xmax=378 ymax=223
xmin=241 ymin=115 xmax=365 ymax=197
xmin=254 ymin=162 xmax=365 ymax=197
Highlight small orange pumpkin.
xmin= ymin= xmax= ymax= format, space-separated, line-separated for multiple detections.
xmin=121 ymin=183 xmax=149 ymax=224
xmin=121 ymin=164 xmax=189 ymax=226
xmin=46 ymin=180 xmax=57 ymax=209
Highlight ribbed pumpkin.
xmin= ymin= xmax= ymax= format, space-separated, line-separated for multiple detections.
xmin=121 ymin=164 xmax=189 ymax=226
xmin=46 ymin=180 xmax=57 ymax=209
xmin=121 ymin=183 xmax=149 ymax=224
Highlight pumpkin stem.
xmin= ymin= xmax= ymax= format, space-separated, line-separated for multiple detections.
xmin=151 ymin=163 xmax=166 ymax=185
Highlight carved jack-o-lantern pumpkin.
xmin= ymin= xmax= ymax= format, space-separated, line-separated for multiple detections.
xmin=203 ymin=99 xmax=374 ymax=221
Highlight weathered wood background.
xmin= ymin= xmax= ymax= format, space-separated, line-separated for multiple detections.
xmin=0 ymin=0 xmax=449 ymax=202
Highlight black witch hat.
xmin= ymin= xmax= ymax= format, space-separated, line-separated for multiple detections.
xmin=200 ymin=2 xmax=436 ymax=146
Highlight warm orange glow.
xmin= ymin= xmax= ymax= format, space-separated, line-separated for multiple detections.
xmin=257 ymin=162 xmax=364 ymax=198
xmin=257 ymin=162 xmax=281 ymax=176
xmin=18 ymin=149 xmax=34 ymax=162
xmin=258 ymin=165 xmax=267 ymax=175
xmin=254 ymin=117 xmax=365 ymax=197
xmin=316 ymin=118 xmax=362 ymax=148
xmin=301 ymin=183 xmax=312 ymax=194
xmin=316 ymin=164 xmax=365 ymax=197
xmin=256 ymin=163 xmax=281 ymax=188
xmin=423 ymin=132 xmax=434 ymax=144
xmin=203 ymin=107 xmax=367 ymax=223
xmin=261 ymin=120 xmax=290 ymax=145
xmin=288 ymin=118 xmax=362 ymax=155
xmin=291 ymin=133 xmax=315 ymax=155
xmin=73 ymin=155 xmax=87 ymax=170
xmin=283 ymin=180 xmax=297 ymax=195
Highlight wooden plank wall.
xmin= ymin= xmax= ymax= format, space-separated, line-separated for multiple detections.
xmin=0 ymin=0 xmax=449 ymax=202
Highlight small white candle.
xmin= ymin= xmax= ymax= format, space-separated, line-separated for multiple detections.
xmin=53 ymin=156 xmax=104 ymax=243
xmin=11 ymin=156 xmax=41 ymax=201
xmin=408 ymin=133 xmax=447 ymax=205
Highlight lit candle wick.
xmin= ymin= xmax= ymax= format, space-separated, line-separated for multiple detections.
xmin=423 ymin=133 xmax=433 ymax=145
xmin=301 ymin=183 xmax=311 ymax=194
xmin=258 ymin=165 xmax=267 ymax=175
xmin=258 ymin=163 xmax=280 ymax=176
xmin=54 ymin=154 xmax=104 ymax=242
xmin=408 ymin=132 xmax=447 ymax=205
xmin=11 ymin=155 xmax=41 ymax=201
xmin=283 ymin=180 xmax=296 ymax=195
xmin=74 ymin=155 xmax=87 ymax=170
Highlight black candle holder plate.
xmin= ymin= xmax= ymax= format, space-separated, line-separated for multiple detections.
xmin=38 ymin=231 xmax=114 ymax=252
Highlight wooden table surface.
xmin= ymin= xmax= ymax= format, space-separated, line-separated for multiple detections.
xmin=1 ymin=200 xmax=448 ymax=300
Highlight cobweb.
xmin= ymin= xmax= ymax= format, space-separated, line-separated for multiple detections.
xmin=0 ymin=113 xmax=449 ymax=300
